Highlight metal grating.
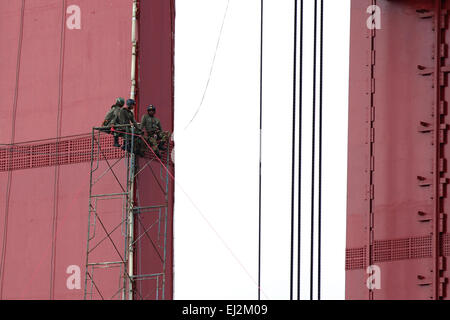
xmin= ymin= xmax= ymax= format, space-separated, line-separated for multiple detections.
xmin=346 ymin=235 xmax=434 ymax=270
xmin=411 ymin=236 xmax=433 ymax=259
xmin=345 ymin=247 xmax=367 ymax=270
xmin=0 ymin=135 xmax=174 ymax=173
xmin=0 ymin=135 xmax=126 ymax=172
xmin=10 ymin=145 xmax=32 ymax=171
xmin=373 ymin=238 xmax=410 ymax=262
xmin=69 ymin=137 xmax=92 ymax=164
xmin=0 ymin=148 xmax=6 ymax=172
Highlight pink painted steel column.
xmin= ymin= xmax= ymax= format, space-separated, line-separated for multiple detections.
xmin=346 ymin=0 xmax=373 ymax=300
xmin=346 ymin=0 xmax=450 ymax=299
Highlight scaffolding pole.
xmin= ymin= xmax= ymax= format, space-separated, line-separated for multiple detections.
xmin=127 ymin=0 xmax=139 ymax=300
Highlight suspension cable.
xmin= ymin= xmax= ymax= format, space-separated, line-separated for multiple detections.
xmin=297 ymin=0 xmax=304 ymax=301
xmin=258 ymin=0 xmax=264 ymax=301
xmin=317 ymin=0 xmax=324 ymax=300
xmin=290 ymin=0 xmax=298 ymax=301
xmin=310 ymin=0 xmax=318 ymax=301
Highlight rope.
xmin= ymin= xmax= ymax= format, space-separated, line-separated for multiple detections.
xmin=184 ymin=0 xmax=231 ymax=130
xmin=111 ymin=127 xmax=270 ymax=298
xmin=290 ymin=0 xmax=298 ymax=301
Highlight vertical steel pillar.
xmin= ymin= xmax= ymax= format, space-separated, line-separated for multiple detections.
xmin=127 ymin=0 xmax=139 ymax=300
xmin=347 ymin=0 xmax=450 ymax=299
xmin=433 ymin=0 xmax=447 ymax=299
xmin=367 ymin=0 xmax=377 ymax=301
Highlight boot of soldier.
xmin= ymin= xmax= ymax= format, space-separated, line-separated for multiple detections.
xmin=132 ymin=144 xmax=144 ymax=157
xmin=122 ymin=141 xmax=131 ymax=153
xmin=158 ymin=141 xmax=167 ymax=151
xmin=113 ymin=136 xmax=121 ymax=148
xmin=137 ymin=150 xmax=146 ymax=157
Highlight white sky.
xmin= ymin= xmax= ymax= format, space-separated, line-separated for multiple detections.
xmin=173 ymin=0 xmax=350 ymax=300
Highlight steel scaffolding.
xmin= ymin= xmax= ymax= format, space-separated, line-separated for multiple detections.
xmin=83 ymin=125 xmax=171 ymax=300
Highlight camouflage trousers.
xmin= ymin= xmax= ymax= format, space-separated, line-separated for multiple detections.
xmin=143 ymin=131 xmax=170 ymax=154
xmin=120 ymin=127 xmax=142 ymax=153
xmin=99 ymin=126 xmax=120 ymax=147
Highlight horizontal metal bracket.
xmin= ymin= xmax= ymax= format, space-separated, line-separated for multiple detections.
xmin=417 ymin=275 xmax=432 ymax=286
xmin=417 ymin=65 xmax=433 ymax=76
xmin=417 ymin=210 xmax=432 ymax=222
xmin=418 ymin=121 xmax=432 ymax=133
xmin=416 ymin=9 xmax=434 ymax=19
xmin=417 ymin=176 xmax=432 ymax=187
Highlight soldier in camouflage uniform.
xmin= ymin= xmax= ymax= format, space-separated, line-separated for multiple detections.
xmin=140 ymin=105 xmax=170 ymax=158
xmin=101 ymin=97 xmax=124 ymax=147
xmin=116 ymin=99 xmax=142 ymax=154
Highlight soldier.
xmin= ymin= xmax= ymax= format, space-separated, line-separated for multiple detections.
xmin=116 ymin=99 xmax=141 ymax=153
xmin=101 ymin=97 xmax=124 ymax=147
xmin=141 ymin=105 xmax=170 ymax=158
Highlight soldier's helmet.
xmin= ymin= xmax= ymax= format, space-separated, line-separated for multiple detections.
xmin=126 ymin=99 xmax=136 ymax=107
xmin=147 ymin=105 xmax=156 ymax=111
xmin=116 ymin=97 xmax=125 ymax=107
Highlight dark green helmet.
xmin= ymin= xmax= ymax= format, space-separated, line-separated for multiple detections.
xmin=116 ymin=97 xmax=125 ymax=107
xmin=147 ymin=105 xmax=156 ymax=111
xmin=126 ymin=99 xmax=136 ymax=107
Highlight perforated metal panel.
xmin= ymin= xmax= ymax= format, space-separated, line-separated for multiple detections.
xmin=0 ymin=135 xmax=125 ymax=172
xmin=346 ymin=247 xmax=367 ymax=270
xmin=346 ymin=235 xmax=434 ymax=270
